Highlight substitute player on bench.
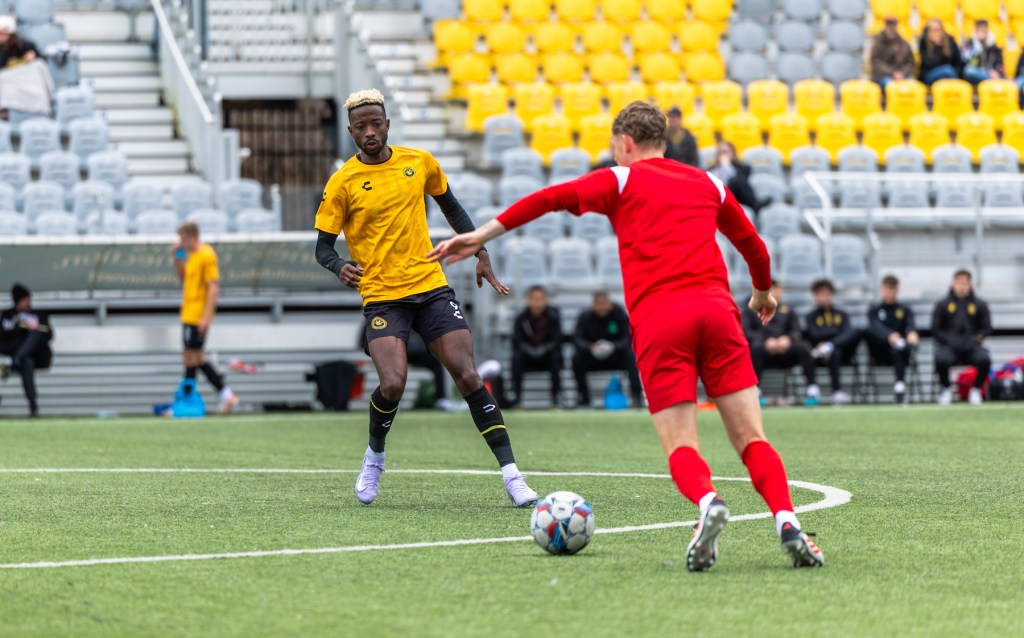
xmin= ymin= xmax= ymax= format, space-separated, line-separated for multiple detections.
xmin=430 ymin=102 xmax=823 ymax=570
xmin=314 ymin=89 xmax=537 ymax=507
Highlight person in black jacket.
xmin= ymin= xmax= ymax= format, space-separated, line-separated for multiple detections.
xmin=932 ymin=270 xmax=992 ymax=406
xmin=572 ymin=292 xmax=642 ymax=408
xmin=664 ymin=107 xmax=699 ymax=167
xmin=803 ymin=279 xmax=862 ymax=406
xmin=742 ymin=281 xmax=816 ymax=405
xmin=0 ymin=16 xmax=39 ymax=70
xmin=866 ymin=274 xmax=920 ymax=404
xmin=708 ymin=141 xmax=763 ymax=212
xmin=510 ymin=286 xmax=563 ymax=407
xmin=0 ymin=284 xmax=54 ymax=417
xmin=918 ymin=18 xmax=962 ymax=85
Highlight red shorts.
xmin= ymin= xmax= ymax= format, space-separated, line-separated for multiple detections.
xmin=632 ymin=294 xmax=758 ymax=413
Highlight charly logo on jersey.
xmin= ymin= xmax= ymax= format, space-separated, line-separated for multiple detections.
xmin=362 ymin=181 xmax=372 ymax=191
xmin=371 ymin=317 xmax=387 ymax=330
xmin=403 ymin=166 xmax=415 ymax=177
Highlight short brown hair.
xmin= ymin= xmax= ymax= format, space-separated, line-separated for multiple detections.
xmin=810 ymin=278 xmax=835 ymax=293
xmin=882 ymin=274 xmax=899 ymax=288
xmin=612 ymin=101 xmax=667 ymax=149
xmin=177 ymin=222 xmax=200 ymax=238
xmin=953 ymin=269 xmax=972 ymax=281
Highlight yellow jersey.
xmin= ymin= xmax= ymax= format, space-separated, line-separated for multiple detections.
xmin=180 ymin=244 xmax=220 ymax=324
xmin=314 ymin=146 xmax=450 ymax=304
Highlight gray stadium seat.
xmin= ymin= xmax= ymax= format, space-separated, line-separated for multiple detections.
xmin=218 ymin=178 xmax=263 ymax=217
xmin=729 ymin=53 xmax=771 ymax=85
xmin=19 ymin=118 xmax=60 ymax=168
xmin=595 ymin=235 xmax=623 ymax=289
xmin=828 ymin=0 xmax=866 ymax=20
xmin=884 ymin=145 xmax=926 ymax=173
xmin=743 ymin=146 xmax=784 ymax=177
xmin=35 ymin=211 xmax=78 ymax=236
xmin=23 ymin=181 xmax=66 ymax=228
xmin=571 ymin=212 xmax=613 ymax=242
xmin=775 ymin=21 xmax=814 ymax=52
xmin=47 ymin=46 xmax=81 ymax=89
xmin=982 ymin=182 xmax=1024 ymax=207
xmin=821 ymin=52 xmax=863 ymax=85
xmin=782 ymin=0 xmax=822 ymax=21
xmin=838 ymin=180 xmax=881 ymax=210
xmin=86 ymin=150 xmax=129 ymax=190
xmin=172 ymin=180 xmax=214 ymax=218
xmin=0 ymin=121 xmax=10 ymax=154
xmin=85 ymin=210 xmax=129 ymax=235
xmin=827 ymin=21 xmax=865 ymax=53
xmin=498 ymin=175 xmax=543 ymax=208
xmin=549 ymin=148 xmax=592 ymax=182
xmin=72 ymin=180 xmax=117 ymax=222
xmin=187 ymin=208 xmax=231 ymax=234
xmin=0 ymin=153 xmax=31 ymax=191
xmin=500 ymin=236 xmax=548 ymax=288
xmin=39 ymin=150 xmax=82 ymax=194
xmin=931 ymin=144 xmax=973 ymax=173
xmin=122 ymin=181 xmax=164 ymax=222
xmin=6 ymin=109 xmax=39 ymax=132
xmin=729 ymin=21 xmax=770 ymax=53
xmin=420 ymin=0 xmax=460 ymax=19
xmin=135 ymin=209 xmax=179 ymax=234
xmin=979 ymin=145 xmax=1020 ymax=174
xmin=0 ymin=211 xmax=27 ymax=236
xmin=55 ymin=85 xmax=96 ymax=133
xmin=750 ymin=173 xmax=787 ymax=204
xmin=837 ymin=145 xmax=878 ymax=172
xmin=473 ymin=206 xmax=503 ymax=226
xmin=831 ymin=233 xmax=870 ymax=290
xmin=737 ymin=0 xmax=776 ymax=22
xmin=19 ymin=22 xmax=66 ymax=52
xmin=793 ymin=180 xmax=830 ymax=209
xmin=14 ymin=0 xmax=56 ymax=24
xmin=887 ymin=181 xmax=929 ymax=208
xmin=521 ymin=210 xmax=567 ymax=240
xmin=500 ymin=148 xmax=544 ymax=181
xmin=759 ymin=203 xmax=800 ymax=241
xmin=451 ymin=172 xmax=494 ymax=213
xmin=68 ymin=117 xmax=109 ymax=164
xmin=482 ymin=115 xmax=525 ymax=167
xmin=935 ymin=182 xmax=976 ymax=209
xmin=234 ymin=208 xmax=281 ymax=232
xmin=790 ymin=145 xmax=831 ymax=177
xmin=0 ymin=183 xmax=14 ymax=214
xmin=777 ymin=233 xmax=824 ymax=288
xmin=548 ymin=237 xmax=596 ymax=289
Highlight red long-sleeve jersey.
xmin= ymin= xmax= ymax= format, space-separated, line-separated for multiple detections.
xmin=497 ymin=158 xmax=771 ymax=326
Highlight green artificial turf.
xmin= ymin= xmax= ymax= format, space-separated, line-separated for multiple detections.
xmin=1 ymin=405 xmax=1022 ymax=637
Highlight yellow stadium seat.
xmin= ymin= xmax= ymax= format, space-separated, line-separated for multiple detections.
xmin=484 ymin=22 xmax=527 ymax=56
xmin=1010 ymin=0 xmax=1024 ymax=18
xmin=639 ymin=52 xmax=681 ymax=85
xmin=721 ymin=112 xmax=763 ymax=155
xmin=560 ymin=82 xmax=603 ymax=130
xmin=840 ymin=80 xmax=883 ymax=131
xmin=652 ymin=82 xmax=697 ymax=114
xmin=648 ymin=0 xmax=686 ymax=24
xmin=677 ymin=21 xmax=720 ymax=54
xmin=433 ymin=20 xmax=477 ymax=63
xmin=466 ymin=83 xmax=509 ymax=132
xmin=908 ymin=112 xmax=951 ymax=163
xmin=692 ymin=0 xmax=732 ymax=23
xmin=606 ymin=81 xmax=650 ymax=116
xmin=931 ymin=79 xmax=973 ymax=131
xmin=588 ymin=52 xmax=632 ymax=84
xmin=1001 ymin=111 xmax=1024 ymax=154
xmin=978 ymin=80 xmax=1020 ymax=128
xmin=869 ymin=0 xmax=912 ymax=21
xmin=815 ymin=112 xmax=857 ymax=163
xmin=794 ymin=80 xmax=837 ymax=132
xmin=513 ymin=82 xmax=556 ymax=132
xmin=961 ymin=19 xmax=1006 ymax=47
xmin=555 ymin=0 xmax=597 ymax=22
xmin=580 ymin=21 xmax=623 ymax=53
xmin=630 ymin=21 xmax=672 ymax=55
xmin=531 ymin=113 xmax=575 ymax=164
xmin=533 ymin=22 xmax=576 ymax=54
xmin=496 ymin=53 xmax=539 ymax=85
xmin=861 ymin=112 xmax=904 ymax=162
xmin=687 ymin=112 xmax=717 ymax=149
xmin=701 ymin=81 xmax=743 ymax=130
xmin=600 ymin=0 xmax=642 ymax=23
xmin=579 ymin=112 xmax=614 ymax=161
xmin=747 ymin=80 xmax=790 ymax=132
xmin=509 ymin=0 xmax=551 ymax=23
xmin=684 ymin=52 xmax=725 ymax=84
xmin=884 ymin=79 xmax=926 ymax=131
xmin=447 ymin=54 xmax=492 ymax=98
xmin=464 ymin=0 xmax=504 ymax=23
xmin=962 ymin=0 xmax=1000 ymax=21
xmin=767 ymin=113 xmax=811 ymax=164
xmin=955 ymin=112 xmax=997 ymax=162
xmin=542 ymin=52 xmax=585 ymax=83
xmin=918 ymin=0 xmax=957 ymax=23
xmin=1004 ymin=45 xmax=1022 ymax=80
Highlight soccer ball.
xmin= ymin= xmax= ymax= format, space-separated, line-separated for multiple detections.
xmin=530 ymin=491 xmax=595 ymax=555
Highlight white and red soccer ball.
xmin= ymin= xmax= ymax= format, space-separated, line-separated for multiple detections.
xmin=530 ymin=491 xmax=595 ymax=555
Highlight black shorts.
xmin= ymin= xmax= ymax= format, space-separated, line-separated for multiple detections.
xmin=182 ymin=324 xmax=206 ymax=350
xmin=363 ymin=286 xmax=469 ymax=354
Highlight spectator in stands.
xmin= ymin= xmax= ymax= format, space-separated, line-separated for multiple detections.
xmin=1014 ymin=56 xmax=1024 ymax=106
xmin=931 ymin=270 xmax=992 ymax=406
xmin=0 ymin=16 xmax=38 ymax=69
xmin=572 ymin=292 xmax=643 ymax=408
xmin=742 ymin=280 xmax=816 ymax=406
xmin=918 ymin=19 xmax=962 ymax=86
xmin=865 ymin=274 xmax=919 ymax=404
xmin=0 ymin=284 xmax=53 ymax=418
xmin=510 ymin=285 xmax=563 ymax=408
xmin=803 ymin=279 xmax=862 ymax=406
xmin=960 ymin=20 xmax=1005 ymax=85
xmin=708 ymin=141 xmax=763 ymax=213
xmin=664 ymin=107 xmax=699 ymax=167
xmin=870 ymin=17 xmax=915 ymax=88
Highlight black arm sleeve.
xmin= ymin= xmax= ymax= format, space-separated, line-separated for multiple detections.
xmin=315 ymin=230 xmax=351 ymax=276
xmin=432 ymin=186 xmax=477 ymax=233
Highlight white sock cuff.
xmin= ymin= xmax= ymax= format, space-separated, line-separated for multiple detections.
xmin=775 ymin=510 xmax=800 ymax=536
xmin=698 ymin=491 xmax=717 ymax=514
xmin=365 ymin=446 xmax=385 ymax=461
xmin=500 ymin=463 xmax=520 ymax=481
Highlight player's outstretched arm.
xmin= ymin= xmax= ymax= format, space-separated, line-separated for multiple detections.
xmin=430 ymin=186 xmax=509 ymax=295
xmin=315 ymin=230 xmax=363 ymax=289
xmin=428 ymin=220 xmax=508 ymax=266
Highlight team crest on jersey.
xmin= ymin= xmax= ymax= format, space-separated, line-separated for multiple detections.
xmin=967 ymin=303 xmax=977 ymax=315
xmin=948 ymin=302 xmax=957 ymax=313
xmin=895 ymin=308 xmax=905 ymax=319
xmin=371 ymin=316 xmax=388 ymax=330
xmin=403 ymin=166 xmax=415 ymax=177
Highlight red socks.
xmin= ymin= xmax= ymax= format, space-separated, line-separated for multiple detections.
xmin=668 ymin=447 xmax=716 ymax=506
xmin=741 ymin=440 xmax=794 ymax=516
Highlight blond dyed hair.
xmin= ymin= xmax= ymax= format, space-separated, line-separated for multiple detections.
xmin=344 ymin=88 xmax=386 ymax=112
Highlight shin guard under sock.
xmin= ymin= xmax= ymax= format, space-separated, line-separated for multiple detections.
xmin=668 ymin=446 xmax=716 ymax=507
xmin=465 ymin=386 xmax=515 ymax=467
xmin=368 ymin=387 xmax=399 ymax=453
xmin=741 ymin=440 xmax=794 ymax=516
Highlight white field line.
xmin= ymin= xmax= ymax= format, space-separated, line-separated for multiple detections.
xmin=0 ymin=469 xmax=852 ymax=570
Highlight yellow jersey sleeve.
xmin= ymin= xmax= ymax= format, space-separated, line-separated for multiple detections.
xmin=423 ymin=152 xmax=448 ymax=197
xmin=314 ymin=183 xmax=349 ymax=235
xmin=202 ymin=247 xmax=220 ymax=283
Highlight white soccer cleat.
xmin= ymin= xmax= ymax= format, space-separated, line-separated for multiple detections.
xmin=968 ymin=387 xmax=983 ymax=406
xmin=218 ymin=390 xmax=239 ymax=415
xmin=938 ymin=388 xmax=953 ymax=406
xmin=355 ymin=450 xmax=385 ymax=505
xmin=504 ymin=472 xmax=538 ymax=508
xmin=832 ymin=390 xmax=851 ymax=406
xmin=686 ymin=497 xmax=729 ymax=572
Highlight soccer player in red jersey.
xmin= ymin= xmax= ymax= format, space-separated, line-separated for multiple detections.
xmin=429 ymin=102 xmax=824 ymax=571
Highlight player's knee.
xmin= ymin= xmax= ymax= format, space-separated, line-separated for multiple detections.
xmin=972 ymin=349 xmax=991 ymax=368
xmin=453 ymin=368 xmax=483 ymax=394
xmin=378 ymin=375 xmax=407 ymax=401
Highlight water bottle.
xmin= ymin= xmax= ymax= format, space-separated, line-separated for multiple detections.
xmin=604 ymin=375 xmax=628 ymax=410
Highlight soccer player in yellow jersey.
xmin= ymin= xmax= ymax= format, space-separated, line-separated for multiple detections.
xmin=172 ymin=222 xmax=238 ymax=415
xmin=315 ymin=89 xmax=537 ymax=507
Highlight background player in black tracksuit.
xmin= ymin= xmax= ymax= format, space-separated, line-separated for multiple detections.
xmin=931 ymin=270 xmax=992 ymax=405
xmin=572 ymin=292 xmax=643 ymax=408
xmin=866 ymin=274 xmax=920 ymax=404
xmin=742 ymin=281 xmax=816 ymax=403
xmin=0 ymin=284 xmax=53 ymax=417
xmin=510 ymin=285 xmax=563 ymax=407
xmin=803 ymin=279 xmax=862 ymax=405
